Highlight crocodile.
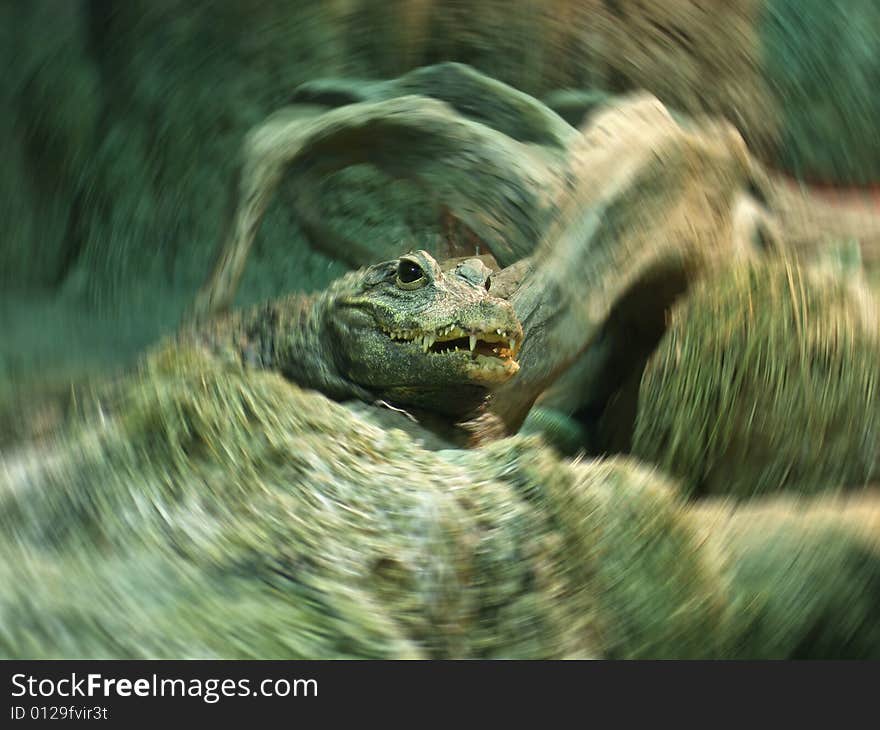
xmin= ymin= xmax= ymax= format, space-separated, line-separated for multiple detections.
xmin=188 ymin=249 xmax=523 ymax=420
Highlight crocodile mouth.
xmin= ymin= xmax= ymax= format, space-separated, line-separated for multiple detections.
xmin=380 ymin=324 xmax=522 ymax=380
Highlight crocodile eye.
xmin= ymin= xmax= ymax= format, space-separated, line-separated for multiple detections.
xmin=396 ymin=259 xmax=426 ymax=289
xmin=484 ymin=275 xmax=492 ymax=291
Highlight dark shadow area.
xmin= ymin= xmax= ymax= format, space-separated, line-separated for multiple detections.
xmin=571 ymin=261 xmax=692 ymax=456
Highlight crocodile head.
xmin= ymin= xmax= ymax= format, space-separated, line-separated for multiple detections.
xmin=326 ymin=250 xmax=523 ymax=416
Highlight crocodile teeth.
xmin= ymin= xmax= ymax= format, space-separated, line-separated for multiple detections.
xmin=469 ymin=335 xmax=477 ymax=351
xmin=422 ymin=334 xmax=436 ymax=353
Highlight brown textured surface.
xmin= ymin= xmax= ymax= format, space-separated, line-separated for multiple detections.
xmin=768 ymin=176 xmax=880 ymax=271
xmin=398 ymin=1 xmax=780 ymax=157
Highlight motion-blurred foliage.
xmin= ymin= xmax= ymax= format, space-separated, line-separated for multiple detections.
xmin=3 ymin=343 xmax=878 ymax=658
xmin=634 ymin=259 xmax=880 ymax=498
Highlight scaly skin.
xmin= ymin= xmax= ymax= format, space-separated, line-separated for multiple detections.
xmin=190 ymin=250 xmax=523 ymax=418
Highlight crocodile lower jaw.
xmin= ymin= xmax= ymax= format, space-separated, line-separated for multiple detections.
xmin=464 ymin=353 xmax=520 ymax=383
